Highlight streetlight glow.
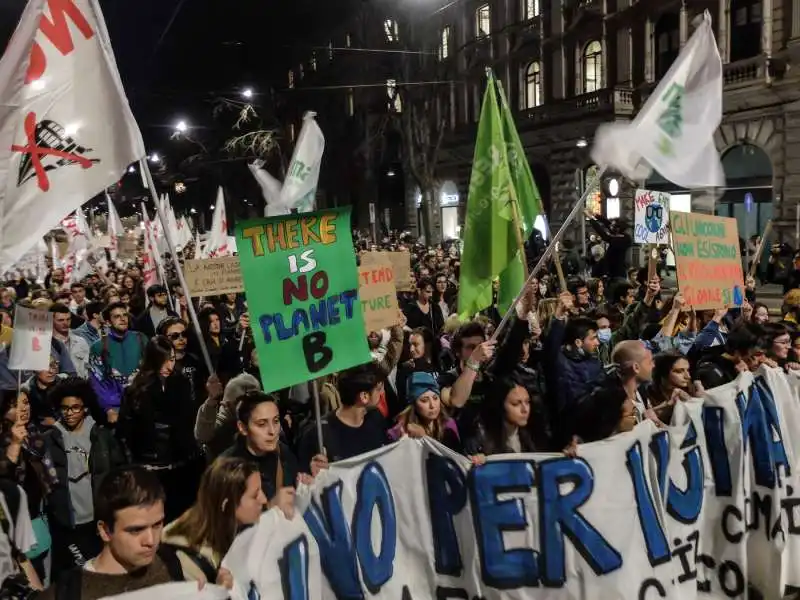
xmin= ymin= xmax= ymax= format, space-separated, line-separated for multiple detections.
xmin=149 ymin=153 xmax=160 ymax=163
xmin=128 ymin=166 xmax=136 ymax=173
xmin=175 ymin=120 xmax=188 ymax=133
xmin=210 ymin=204 xmax=215 ymax=210
xmin=576 ymin=137 xmax=588 ymax=148
xmin=242 ymin=88 xmax=253 ymax=99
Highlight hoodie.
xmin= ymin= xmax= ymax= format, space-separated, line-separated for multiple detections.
xmin=194 ymin=372 xmax=261 ymax=460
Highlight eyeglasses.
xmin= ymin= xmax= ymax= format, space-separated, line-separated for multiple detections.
xmin=168 ymin=331 xmax=187 ymax=341
xmin=60 ymin=405 xmax=83 ymax=415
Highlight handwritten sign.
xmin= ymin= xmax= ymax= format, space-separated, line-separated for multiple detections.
xmin=672 ymin=211 xmax=744 ymax=310
xmin=184 ymin=257 xmax=244 ymax=297
xmin=634 ymin=189 xmax=670 ymax=245
xmin=117 ymin=237 xmax=138 ymax=260
xmin=236 ymin=208 xmax=371 ymax=393
xmin=362 ymin=251 xmax=413 ymax=291
xmin=359 ymin=256 xmax=398 ymax=334
xmin=8 ymin=306 xmax=52 ymax=371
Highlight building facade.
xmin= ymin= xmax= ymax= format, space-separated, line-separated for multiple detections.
xmin=286 ymin=0 xmax=800 ymax=245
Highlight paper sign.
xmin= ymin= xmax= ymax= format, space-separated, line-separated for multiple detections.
xmin=362 ymin=251 xmax=413 ymax=291
xmin=672 ymin=211 xmax=744 ymax=310
xmin=634 ymin=189 xmax=671 ymax=245
xmin=117 ymin=237 xmax=138 ymax=260
xmin=358 ymin=257 xmax=398 ymax=334
xmin=184 ymin=257 xmax=244 ymax=297
xmin=236 ymin=207 xmax=371 ymax=394
xmin=8 ymin=306 xmax=53 ymax=371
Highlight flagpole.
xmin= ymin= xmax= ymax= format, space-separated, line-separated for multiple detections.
xmin=490 ymin=170 xmax=603 ymax=342
xmin=139 ymin=159 xmax=215 ymax=376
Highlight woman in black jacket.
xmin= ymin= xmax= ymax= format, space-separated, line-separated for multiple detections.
xmin=43 ymin=377 xmax=127 ymax=576
xmin=117 ymin=335 xmax=200 ymax=521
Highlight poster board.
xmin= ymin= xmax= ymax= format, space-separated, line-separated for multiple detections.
xmin=184 ymin=257 xmax=244 ymax=297
xmin=117 ymin=237 xmax=138 ymax=260
xmin=236 ymin=207 xmax=371 ymax=394
xmin=9 ymin=306 xmax=52 ymax=371
xmin=633 ymin=189 xmax=670 ymax=245
xmin=358 ymin=256 xmax=399 ymax=334
xmin=362 ymin=251 xmax=413 ymax=291
xmin=671 ymin=211 xmax=744 ymax=310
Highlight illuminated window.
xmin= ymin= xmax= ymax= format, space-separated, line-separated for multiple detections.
xmin=524 ymin=0 xmax=539 ymax=19
xmin=439 ymin=26 xmax=451 ymax=60
xmin=583 ymin=40 xmax=602 ymax=93
xmin=310 ymin=52 xmax=317 ymax=71
xmin=476 ymin=4 xmax=490 ymax=38
xmin=387 ymin=79 xmax=402 ymax=112
xmin=346 ymin=88 xmax=354 ymax=116
xmin=289 ymin=123 xmax=296 ymax=142
xmin=384 ymin=19 xmax=399 ymax=42
xmin=523 ymin=61 xmax=542 ymax=109
xmin=328 ymin=41 xmax=334 ymax=61
xmin=288 ymin=70 xmax=294 ymax=89
xmin=346 ymin=33 xmax=352 ymax=48
xmin=298 ymin=63 xmax=304 ymax=79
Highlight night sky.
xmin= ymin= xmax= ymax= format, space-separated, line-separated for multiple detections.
xmin=0 ymin=0 xmax=355 ymax=218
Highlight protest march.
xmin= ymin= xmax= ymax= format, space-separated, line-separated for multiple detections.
xmin=0 ymin=1 xmax=799 ymax=600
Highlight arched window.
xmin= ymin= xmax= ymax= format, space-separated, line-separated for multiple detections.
xmin=476 ymin=4 xmax=490 ymax=38
xmin=582 ymin=40 xmax=602 ymax=93
xmin=523 ymin=61 xmax=542 ymax=109
xmin=654 ymin=13 xmax=679 ymax=78
xmin=523 ymin=0 xmax=539 ymax=19
xmin=730 ymin=0 xmax=762 ymax=61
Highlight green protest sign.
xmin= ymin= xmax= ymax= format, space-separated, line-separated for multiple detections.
xmin=236 ymin=207 xmax=371 ymax=393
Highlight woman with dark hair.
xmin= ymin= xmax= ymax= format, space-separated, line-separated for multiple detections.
xmin=568 ymin=372 xmax=638 ymax=444
xmin=395 ymin=327 xmax=440 ymax=413
xmin=646 ymin=352 xmax=694 ymax=423
xmin=762 ymin=322 xmax=795 ymax=369
xmin=403 ymin=277 xmax=445 ymax=335
xmin=751 ymin=302 xmax=770 ymax=325
xmin=193 ymin=307 xmax=227 ymax=373
xmin=587 ymin=278 xmax=605 ymax=309
xmin=117 ymin=336 xmax=200 ymax=521
xmin=433 ymin=273 xmax=454 ymax=320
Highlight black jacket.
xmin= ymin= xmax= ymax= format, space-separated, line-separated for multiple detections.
xmin=43 ymin=422 xmax=127 ymax=528
xmin=117 ymin=374 xmax=199 ymax=466
xmin=132 ymin=307 xmax=179 ymax=340
xmin=221 ymin=437 xmax=299 ymax=501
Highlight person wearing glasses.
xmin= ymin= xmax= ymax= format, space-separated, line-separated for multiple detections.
xmin=157 ymin=317 xmax=207 ymax=407
xmin=42 ymin=377 xmax=127 ymax=577
xmin=87 ymin=303 xmax=148 ymax=426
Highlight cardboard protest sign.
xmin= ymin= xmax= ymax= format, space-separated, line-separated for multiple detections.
xmin=117 ymin=237 xmax=138 ymax=260
xmin=236 ymin=207 xmax=371 ymax=393
xmin=8 ymin=306 xmax=52 ymax=371
xmin=358 ymin=257 xmax=398 ymax=334
xmin=362 ymin=251 xmax=413 ymax=291
xmin=224 ymin=367 xmax=800 ymax=600
xmin=672 ymin=212 xmax=744 ymax=310
xmin=184 ymin=257 xmax=244 ymax=297
xmin=634 ymin=189 xmax=670 ymax=244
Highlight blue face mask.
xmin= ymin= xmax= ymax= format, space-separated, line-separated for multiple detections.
xmin=597 ymin=328 xmax=612 ymax=344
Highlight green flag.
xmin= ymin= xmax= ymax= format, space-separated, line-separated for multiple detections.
xmin=458 ymin=72 xmax=525 ymax=319
xmin=495 ymin=78 xmax=544 ymax=312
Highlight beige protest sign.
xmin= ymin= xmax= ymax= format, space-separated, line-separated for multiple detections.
xmin=117 ymin=237 xmax=138 ymax=259
xmin=184 ymin=257 xmax=244 ymax=297
xmin=361 ymin=251 xmax=413 ymax=291
xmin=358 ymin=257 xmax=398 ymax=334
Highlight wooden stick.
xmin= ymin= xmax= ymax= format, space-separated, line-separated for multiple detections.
xmin=647 ymin=245 xmax=659 ymax=282
xmin=748 ymin=220 xmax=772 ymax=279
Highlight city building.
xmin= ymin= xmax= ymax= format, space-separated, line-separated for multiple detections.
xmin=286 ymin=0 xmax=800 ymax=245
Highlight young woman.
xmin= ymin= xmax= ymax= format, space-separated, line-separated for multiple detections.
xmin=162 ymin=457 xmax=286 ymax=586
xmin=751 ymin=302 xmax=770 ymax=325
xmin=388 ymin=372 xmax=461 ymax=453
xmin=117 ymin=336 xmax=200 ymax=522
xmin=646 ymin=352 xmax=694 ymax=423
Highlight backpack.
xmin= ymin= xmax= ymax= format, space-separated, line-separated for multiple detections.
xmin=55 ymin=544 xmax=186 ymax=599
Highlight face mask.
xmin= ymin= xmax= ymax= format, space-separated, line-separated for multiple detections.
xmin=597 ymin=328 xmax=612 ymax=344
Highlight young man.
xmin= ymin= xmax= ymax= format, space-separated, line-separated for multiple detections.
xmin=88 ymin=303 xmax=147 ymax=424
xmin=298 ymin=362 xmax=388 ymax=473
xmin=51 ymin=304 xmax=90 ymax=379
xmin=73 ymin=301 xmax=104 ymax=348
xmin=43 ymin=377 xmax=128 ymax=576
xmin=41 ymin=467 xmax=186 ymax=599
xmin=132 ymin=284 xmax=177 ymax=339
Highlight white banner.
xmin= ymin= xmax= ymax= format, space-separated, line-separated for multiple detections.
xmin=8 ymin=305 xmax=52 ymax=371
xmin=224 ymin=367 xmax=800 ymax=600
xmin=100 ymin=582 xmax=229 ymax=600
xmin=634 ymin=189 xmax=671 ymax=245
xmin=279 ymin=112 xmax=324 ymax=213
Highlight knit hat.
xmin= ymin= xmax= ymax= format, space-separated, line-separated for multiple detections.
xmin=406 ymin=371 xmax=440 ymax=404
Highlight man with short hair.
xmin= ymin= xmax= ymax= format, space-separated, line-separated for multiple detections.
xmin=73 ymin=302 xmax=104 ymax=347
xmin=51 ymin=305 xmax=90 ymax=378
xmin=132 ymin=284 xmax=177 ymax=339
xmin=611 ymin=340 xmax=655 ymax=422
xmin=69 ymin=283 xmax=87 ymax=317
xmin=41 ymin=467 xmax=186 ymax=599
xmin=88 ymin=303 xmax=148 ymax=424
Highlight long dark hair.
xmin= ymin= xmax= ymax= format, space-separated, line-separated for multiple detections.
xmin=127 ymin=335 xmax=174 ymax=402
xmin=480 ymin=374 xmax=536 ymax=455
xmin=649 ymin=352 xmax=694 ymax=407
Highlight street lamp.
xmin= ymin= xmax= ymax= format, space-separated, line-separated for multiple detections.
xmin=242 ymin=88 xmax=253 ymax=99
xmin=175 ymin=120 xmax=188 ymax=134
xmin=128 ymin=166 xmax=136 ymax=173
xmin=189 ymin=207 xmax=197 ymax=214
xmin=149 ymin=153 xmax=160 ymax=163
xmin=576 ymin=137 xmax=588 ymax=148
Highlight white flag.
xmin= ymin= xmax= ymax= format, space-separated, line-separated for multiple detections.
xmin=206 ymin=187 xmax=229 ymax=257
xmin=193 ymin=230 xmax=202 ymax=260
xmin=178 ymin=216 xmax=192 ymax=247
xmin=8 ymin=305 xmax=52 ymax=371
xmin=591 ymin=10 xmax=723 ymax=189
xmin=247 ymin=160 xmax=286 ymax=217
xmin=106 ymin=192 xmax=124 ymax=259
xmin=279 ymin=112 xmax=324 ymax=213
xmin=0 ymin=0 xmax=146 ymax=269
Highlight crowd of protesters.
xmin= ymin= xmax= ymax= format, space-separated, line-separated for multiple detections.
xmin=0 ymin=221 xmax=793 ymax=599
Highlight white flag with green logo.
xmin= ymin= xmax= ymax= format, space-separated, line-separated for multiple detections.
xmin=279 ymin=111 xmax=325 ymax=213
xmin=591 ymin=10 xmax=723 ymax=189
